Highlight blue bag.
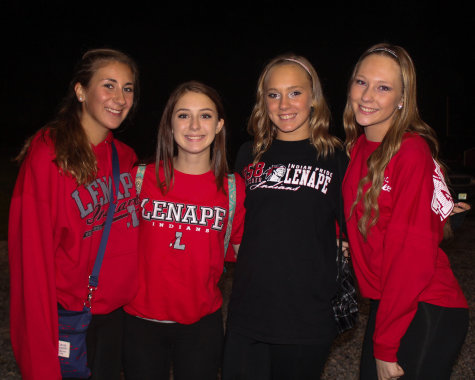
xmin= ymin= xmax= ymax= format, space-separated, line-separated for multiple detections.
xmin=58 ymin=306 xmax=92 ymax=378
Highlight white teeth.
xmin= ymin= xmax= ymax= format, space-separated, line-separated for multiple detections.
xmin=106 ymin=108 xmax=121 ymax=114
xmin=280 ymin=114 xmax=296 ymax=120
xmin=186 ymin=136 xmax=203 ymax=140
xmin=360 ymin=106 xmax=376 ymax=113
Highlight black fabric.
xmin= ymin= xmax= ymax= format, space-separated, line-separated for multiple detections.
xmin=226 ymin=139 xmax=348 ymax=344
xmin=122 ymin=310 xmax=224 ymax=380
xmin=63 ymin=307 xmax=124 ymax=380
xmin=360 ymin=300 xmax=469 ymax=380
xmin=222 ymin=330 xmax=333 ymax=380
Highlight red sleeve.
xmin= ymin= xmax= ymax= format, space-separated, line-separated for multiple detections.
xmin=8 ymin=136 xmax=62 ymax=379
xmin=226 ymin=173 xmax=246 ymax=262
xmin=372 ymin=137 xmax=451 ymax=362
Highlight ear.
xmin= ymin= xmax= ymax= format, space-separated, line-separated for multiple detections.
xmin=74 ymin=82 xmax=85 ymax=102
xmin=398 ymin=97 xmax=404 ymax=109
xmin=216 ymin=119 xmax=224 ymax=134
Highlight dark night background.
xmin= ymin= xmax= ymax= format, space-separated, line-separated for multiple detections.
xmin=1 ymin=1 xmax=474 ymax=169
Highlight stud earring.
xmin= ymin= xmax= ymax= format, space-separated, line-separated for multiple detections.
xmin=79 ymin=97 xmax=83 ymax=102
xmin=398 ymin=104 xmax=403 ymax=109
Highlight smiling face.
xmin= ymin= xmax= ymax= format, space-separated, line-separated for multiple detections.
xmin=75 ymin=61 xmax=135 ymax=144
xmin=349 ymin=54 xmax=403 ymax=142
xmin=172 ymin=91 xmax=224 ymax=162
xmin=264 ymin=64 xmax=313 ymax=141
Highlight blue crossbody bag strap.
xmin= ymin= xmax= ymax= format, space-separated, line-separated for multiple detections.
xmin=224 ymin=173 xmax=236 ymax=259
xmin=87 ymin=141 xmax=120 ymax=294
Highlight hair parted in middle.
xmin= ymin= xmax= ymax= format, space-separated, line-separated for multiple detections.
xmin=248 ymin=53 xmax=341 ymax=164
xmin=16 ymin=48 xmax=140 ymax=185
xmin=343 ymin=42 xmax=445 ymax=238
xmin=155 ymin=80 xmax=229 ymax=194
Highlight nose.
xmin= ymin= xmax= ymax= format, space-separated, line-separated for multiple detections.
xmin=114 ymin=88 xmax=126 ymax=105
xmin=279 ymin=95 xmax=290 ymax=110
xmin=189 ymin=116 xmax=200 ymax=131
xmin=361 ymin=86 xmax=373 ymax=103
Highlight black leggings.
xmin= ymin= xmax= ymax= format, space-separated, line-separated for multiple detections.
xmin=123 ymin=309 xmax=224 ymax=380
xmin=360 ymin=301 xmax=468 ymax=380
xmin=222 ymin=330 xmax=334 ymax=380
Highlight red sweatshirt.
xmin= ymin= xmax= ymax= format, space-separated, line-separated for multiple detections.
xmin=343 ymin=133 xmax=467 ymax=362
xmin=8 ymin=131 xmax=139 ymax=380
xmin=124 ymin=164 xmax=245 ymax=324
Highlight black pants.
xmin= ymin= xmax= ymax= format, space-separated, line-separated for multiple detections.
xmin=222 ymin=330 xmax=333 ymax=380
xmin=62 ymin=307 xmax=125 ymax=380
xmin=122 ymin=309 xmax=224 ymax=380
xmin=360 ymin=300 xmax=469 ymax=380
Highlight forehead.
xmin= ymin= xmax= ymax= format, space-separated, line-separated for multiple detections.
xmin=91 ymin=61 xmax=134 ymax=83
xmin=174 ymin=91 xmax=216 ymax=110
xmin=265 ymin=63 xmax=311 ymax=89
xmin=357 ymin=54 xmax=401 ymax=82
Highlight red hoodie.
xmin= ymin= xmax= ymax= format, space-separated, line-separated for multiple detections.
xmin=8 ymin=130 xmax=139 ymax=380
xmin=343 ymin=133 xmax=467 ymax=362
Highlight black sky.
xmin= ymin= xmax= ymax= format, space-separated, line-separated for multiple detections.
xmin=2 ymin=1 xmax=474 ymax=164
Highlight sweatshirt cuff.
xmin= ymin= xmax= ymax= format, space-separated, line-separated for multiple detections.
xmin=373 ymin=342 xmax=398 ymax=363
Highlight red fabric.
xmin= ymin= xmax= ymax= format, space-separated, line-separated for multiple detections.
xmin=343 ymin=133 xmax=467 ymax=362
xmin=124 ymin=164 xmax=245 ymax=324
xmin=8 ymin=130 xmax=139 ymax=380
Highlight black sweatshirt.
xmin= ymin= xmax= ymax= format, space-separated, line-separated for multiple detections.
xmin=226 ymin=139 xmax=347 ymax=344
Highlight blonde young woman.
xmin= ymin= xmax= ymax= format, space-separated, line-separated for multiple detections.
xmin=9 ymin=48 xmax=141 ymax=380
xmin=223 ymin=54 xmax=346 ymax=379
xmin=342 ymin=43 xmax=469 ymax=380
xmin=123 ymin=81 xmax=246 ymax=380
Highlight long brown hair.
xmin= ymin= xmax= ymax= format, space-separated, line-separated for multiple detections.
xmin=248 ymin=53 xmax=341 ymax=164
xmin=155 ymin=81 xmax=229 ymax=194
xmin=343 ymin=43 xmax=445 ymax=238
xmin=16 ymin=48 xmax=140 ymax=185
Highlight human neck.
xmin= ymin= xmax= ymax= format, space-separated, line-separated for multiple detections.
xmin=363 ymin=124 xmax=389 ymax=142
xmin=173 ymin=154 xmax=211 ymax=175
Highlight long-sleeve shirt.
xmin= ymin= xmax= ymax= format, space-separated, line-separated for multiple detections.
xmin=343 ymin=133 xmax=468 ymax=362
xmin=124 ymin=163 xmax=246 ymax=324
xmin=8 ymin=130 xmax=139 ymax=380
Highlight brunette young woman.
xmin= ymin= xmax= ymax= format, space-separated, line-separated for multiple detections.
xmin=222 ymin=54 xmax=346 ymax=380
xmin=8 ymin=48 xmax=141 ymax=380
xmin=342 ymin=43 xmax=469 ymax=380
xmin=122 ymin=81 xmax=246 ymax=380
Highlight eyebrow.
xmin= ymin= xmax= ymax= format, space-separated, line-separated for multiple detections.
xmin=102 ymin=78 xmax=134 ymax=86
xmin=174 ymin=107 xmax=216 ymax=112
xmin=266 ymin=85 xmax=305 ymax=91
xmin=355 ymin=75 xmax=393 ymax=84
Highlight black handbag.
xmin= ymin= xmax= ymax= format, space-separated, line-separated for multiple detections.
xmin=331 ymin=155 xmax=358 ymax=333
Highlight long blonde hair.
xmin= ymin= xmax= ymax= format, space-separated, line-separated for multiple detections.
xmin=16 ymin=48 xmax=140 ymax=185
xmin=343 ymin=43 xmax=444 ymax=238
xmin=248 ymin=53 xmax=341 ymax=163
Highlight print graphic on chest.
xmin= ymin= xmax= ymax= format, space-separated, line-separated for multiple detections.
xmin=72 ymin=172 xmax=140 ymax=238
xmin=242 ymin=162 xmax=334 ymax=194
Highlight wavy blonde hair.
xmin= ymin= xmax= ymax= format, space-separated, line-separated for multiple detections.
xmin=248 ymin=53 xmax=341 ymax=163
xmin=343 ymin=43 xmax=445 ymax=238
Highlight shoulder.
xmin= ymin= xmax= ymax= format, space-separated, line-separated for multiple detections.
xmin=234 ymin=140 xmax=254 ymax=173
xmin=231 ymin=171 xmax=246 ymax=189
xmin=396 ymin=133 xmax=432 ymax=163
xmin=112 ymin=137 xmax=138 ymax=163
xmin=236 ymin=141 xmax=253 ymax=159
xmin=24 ymin=129 xmax=56 ymax=168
